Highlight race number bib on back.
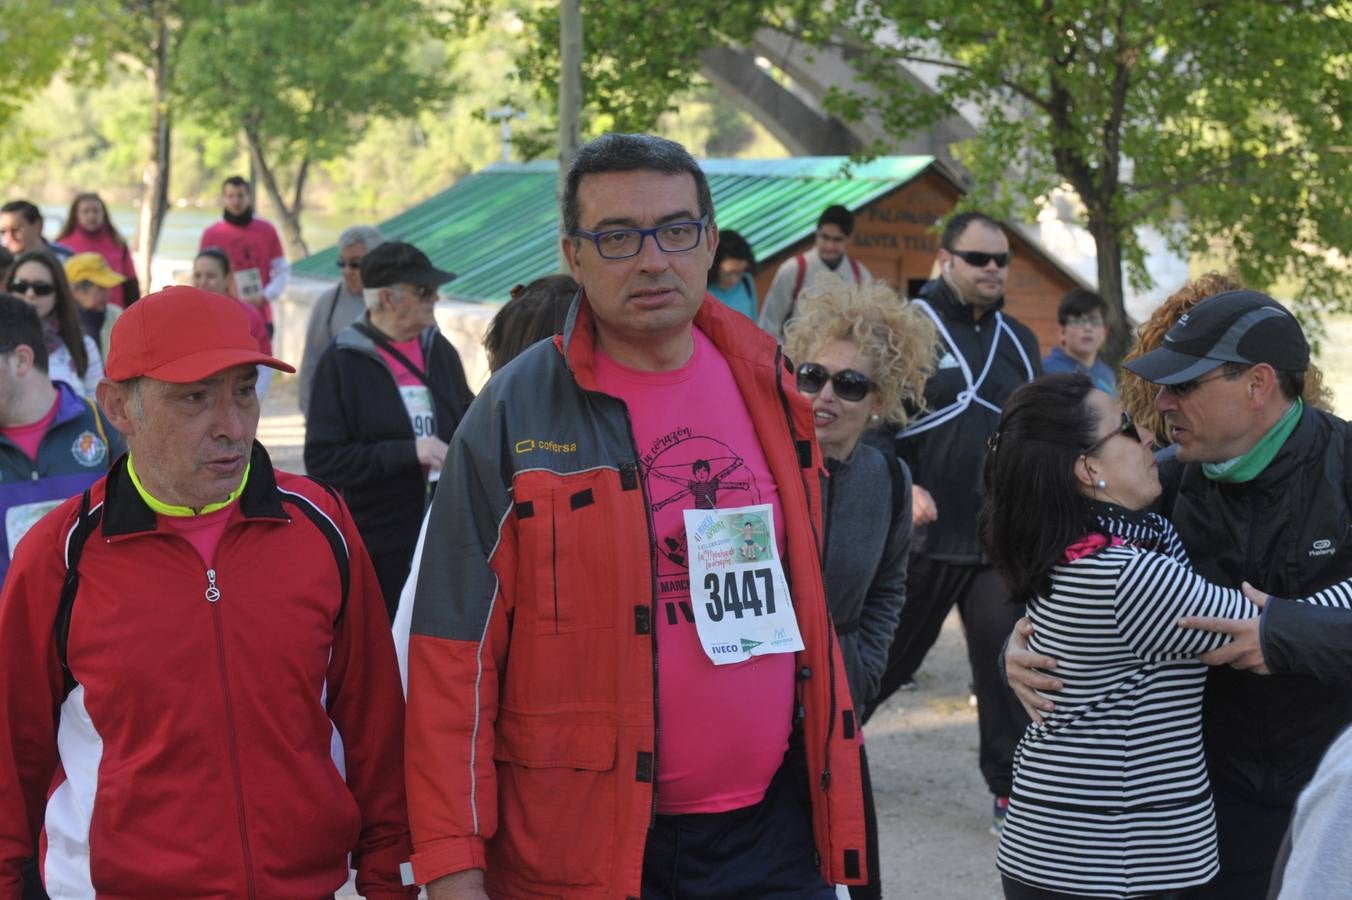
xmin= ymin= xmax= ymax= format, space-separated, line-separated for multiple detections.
xmin=683 ymin=503 xmax=804 ymax=665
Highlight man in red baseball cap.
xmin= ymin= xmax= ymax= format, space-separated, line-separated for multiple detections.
xmin=0 ymin=285 xmax=416 ymax=898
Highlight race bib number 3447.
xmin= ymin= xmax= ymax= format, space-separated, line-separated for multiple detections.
xmin=683 ymin=503 xmax=804 ymax=665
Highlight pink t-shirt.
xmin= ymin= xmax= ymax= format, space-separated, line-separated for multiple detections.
xmin=595 ymin=327 xmax=794 ymax=815
xmin=200 ymin=219 xmax=285 ymax=324
xmin=61 ymin=228 xmax=138 ymax=308
xmin=0 ymin=394 xmax=60 ymax=461
xmin=375 ymin=337 xmax=426 ymax=387
xmin=156 ymin=503 xmax=235 ymax=568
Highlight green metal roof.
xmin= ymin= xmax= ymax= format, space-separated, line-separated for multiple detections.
xmin=294 ymin=156 xmax=936 ymax=304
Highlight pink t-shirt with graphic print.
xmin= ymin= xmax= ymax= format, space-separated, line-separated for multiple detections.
xmin=595 ymin=326 xmax=794 ymax=815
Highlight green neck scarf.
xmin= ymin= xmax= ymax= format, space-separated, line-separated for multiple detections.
xmin=1202 ymin=398 xmax=1303 ymax=483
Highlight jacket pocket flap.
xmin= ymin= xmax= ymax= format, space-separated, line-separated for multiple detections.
xmin=494 ymin=714 xmax=617 ymax=771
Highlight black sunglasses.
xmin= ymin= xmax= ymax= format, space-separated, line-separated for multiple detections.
xmin=951 ymin=250 xmax=1010 ymax=268
xmin=1082 ymin=410 xmax=1137 ymax=455
xmin=796 ymin=362 xmax=875 ymax=403
xmin=9 ymin=280 xmax=56 ymax=296
xmin=335 ymin=260 xmax=363 ymax=270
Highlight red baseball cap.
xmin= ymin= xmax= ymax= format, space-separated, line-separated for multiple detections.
xmin=104 ymin=285 xmax=295 ymax=383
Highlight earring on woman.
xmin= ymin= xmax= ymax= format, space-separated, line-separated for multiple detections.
xmin=1096 ymin=479 xmax=1108 ymax=489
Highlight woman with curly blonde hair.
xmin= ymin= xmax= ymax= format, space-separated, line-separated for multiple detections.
xmin=1122 ymin=272 xmax=1334 ymax=446
xmin=784 ymin=276 xmax=936 ymax=900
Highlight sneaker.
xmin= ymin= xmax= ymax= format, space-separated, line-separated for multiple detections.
xmin=991 ymin=796 xmax=1010 ymax=836
xmin=897 ymin=678 xmax=918 ymax=692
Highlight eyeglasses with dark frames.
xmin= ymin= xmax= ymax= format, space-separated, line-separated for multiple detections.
xmin=335 ymin=260 xmax=364 ymax=270
xmin=950 ymin=250 xmax=1010 ymax=269
xmin=572 ymin=215 xmax=708 ymax=260
xmin=1082 ymin=410 xmax=1137 ymax=456
xmin=1162 ymin=367 xmax=1244 ymax=398
xmin=796 ymin=362 xmax=876 ymax=403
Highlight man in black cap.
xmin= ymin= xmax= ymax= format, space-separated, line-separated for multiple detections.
xmin=305 ymin=241 xmax=475 ymax=620
xmin=1007 ymin=289 xmax=1352 ymax=898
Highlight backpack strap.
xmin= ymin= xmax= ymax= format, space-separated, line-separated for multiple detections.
xmin=791 ymin=254 xmax=807 ymax=302
xmin=882 ymin=450 xmax=908 ymax=526
xmin=56 ymin=489 xmax=103 ymax=697
xmin=278 ymin=484 xmax=351 ymax=626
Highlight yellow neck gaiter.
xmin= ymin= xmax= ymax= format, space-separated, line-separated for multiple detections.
xmin=127 ymin=454 xmax=250 ymax=517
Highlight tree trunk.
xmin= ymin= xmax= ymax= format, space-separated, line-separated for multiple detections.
xmin=1086 ymin=215 xmax=1132 ymax=365
xmin=244 ymin=127 xmax=309 ymax=258
xmin=135 ymin=17 xmax=172 ymax=295
xmin=557 ymin=0 xmax=583 ymax=269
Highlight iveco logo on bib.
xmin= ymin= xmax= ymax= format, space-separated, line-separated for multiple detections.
xmin=1310 ymin=538 xmax=1336 ymax=557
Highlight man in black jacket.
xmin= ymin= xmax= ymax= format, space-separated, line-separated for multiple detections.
xmin=305 ymin=241 xmax=474 ymax=620
xmin=1008 ymin=289 xmax=1352 ymax=898
xmin=867 ymin=211 xmax=1042 ymax=833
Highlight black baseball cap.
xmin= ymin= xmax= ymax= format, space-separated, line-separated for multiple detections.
xmin=1123 ymin=289 xmax=1309 ymax=385
xmin=359 ymin=241 xmax=457 ymax=289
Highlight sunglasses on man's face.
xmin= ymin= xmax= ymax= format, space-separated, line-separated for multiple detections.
xmin=9 ymin=280 xmax=55 ymax=297
xmin=950 ymin=250 xmax=1010 ymax=269
xmin=336 ymin=259 xmax=364 ymax=270
xmin=1082 ymin=410 xmax=1137 ymax=455
xmin=796 ymin=362 xmax=875 ymax=403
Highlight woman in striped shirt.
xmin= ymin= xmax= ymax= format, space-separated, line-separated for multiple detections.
xmin=979 ymin=374 xmax=1351 ymax=899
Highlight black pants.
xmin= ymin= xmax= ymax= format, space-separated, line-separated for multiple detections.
xmin=1179 ymin=781 xmax=1292 ymax=900
xmin=641 ymin=766 xmax=837 ymax=899
xmin=1002 ymin=873 xmax=1191 ymax=900
xmin=369 ymin=545 xmax=416 ymax=624
xmin=869 ymin=558 xmax=1029 ymax=796
xmin=22 ymin=857 xmax=47 ymax=900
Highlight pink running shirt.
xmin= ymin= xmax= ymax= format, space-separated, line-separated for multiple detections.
xmin=156 ymin=503 xmax=235 ymax=568
xmin=595 ymin=326 xmax=795 ymax=815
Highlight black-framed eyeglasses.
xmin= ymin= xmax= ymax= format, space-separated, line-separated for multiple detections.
xmin=796 ymin=362 xmax=876 ymax=403
xmin=1163 ymin=367 xmax=1243 ymax=398
xmin=9 ymin=280 xmax=55 ymax=296
xmin=1082 ymin=410 xmax=1137 ymax=455
xmin=1065 ymin=314 xmax=1105 ymax=328
xmin=336 ymin=259 xmax=363 ymax=270
xmin=407 ymin=284 xmax=438 ymax=301
xmin=951 ymin=250 xmax=1010 ymax=269
xmin=572 ymin=215 xmax=708 ymax=260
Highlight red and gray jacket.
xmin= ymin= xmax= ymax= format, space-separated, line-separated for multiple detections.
xmin=405 ymin=294 xmax=869 ymax=897
xmin=0 ymin=445 xmax=414 ymax=899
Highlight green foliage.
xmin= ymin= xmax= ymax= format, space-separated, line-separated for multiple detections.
xmin=837 ymin=0 xmax=1352 ymax=311
xmin=0 ymin=2 xmax=81 ymax=129
xmin=471 ymin=0 xmax=827 ymax=156
xmin=175 ymin=0 xmax=452 ymax=169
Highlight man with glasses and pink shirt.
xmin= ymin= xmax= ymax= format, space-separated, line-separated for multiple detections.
xmin=867 ymin=211 xmax=1042 ymax=837
xmin=403 ymin=133 xmax=867 ymax=899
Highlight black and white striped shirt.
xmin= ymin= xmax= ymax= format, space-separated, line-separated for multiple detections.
xmin=997 ymin=510 xmax=1352 ymax=898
